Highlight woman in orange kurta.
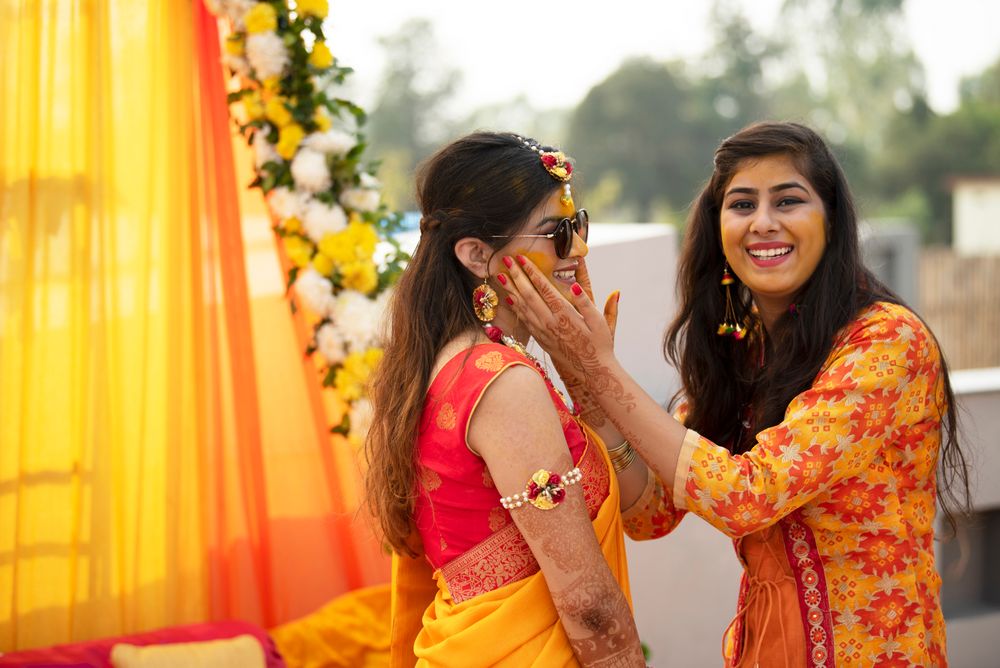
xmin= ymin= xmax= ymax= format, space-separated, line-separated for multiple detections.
xmin=502 ymin=122 xmax=969 ymax=666
xmin=365 ymin=132 xmax=648 ymax=667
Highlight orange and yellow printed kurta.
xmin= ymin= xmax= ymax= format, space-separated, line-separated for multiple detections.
xmin=624 ymin=302 xmax=947 ymax=666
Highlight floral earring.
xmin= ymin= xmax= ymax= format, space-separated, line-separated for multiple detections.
xmin=472 ymin=276 xmax=499 ymax=323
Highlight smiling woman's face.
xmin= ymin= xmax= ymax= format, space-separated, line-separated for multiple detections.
xmin=496 ymin=189 xmax=589 ymax=300
xmin=720 ymin=153 xmax=827 ymax=322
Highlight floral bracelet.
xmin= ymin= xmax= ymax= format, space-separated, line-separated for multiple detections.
xmin=500 ymin=467 xmax=583 ymax=510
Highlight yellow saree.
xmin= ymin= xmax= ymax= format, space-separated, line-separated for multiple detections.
xmin=390 ymin=426 xmax=630 ymax=667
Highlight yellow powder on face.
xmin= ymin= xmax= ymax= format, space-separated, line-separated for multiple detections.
xmin=518 ymin=249 xmax=555 ymax=275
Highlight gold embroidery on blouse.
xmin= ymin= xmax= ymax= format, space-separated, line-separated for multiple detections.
xmin=436 ymin=402 xmax=457 ymax=430
xmin=420 ymin=467 xmax=442 ymax=492
xmin=474 ymin=351 xmax=505 ymax=372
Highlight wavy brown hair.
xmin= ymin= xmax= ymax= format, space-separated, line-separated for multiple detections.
xmin=364 ymin=131 xmax=565 ymax=555
xmin=664 ymin=121 xmax=969 ymax=531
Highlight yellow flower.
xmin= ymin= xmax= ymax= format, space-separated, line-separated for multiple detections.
xmin=296 ymin=0 xmax=329 ymax=19
xmin=341 ymin=260 xmax=378 ymax=294
xmin=276 ymin=123 xmax=305 ymax=159
xmin=348 ymin=211 xmax=362 ymax=226
xmin=312 ymin=253 xmax=334 ymax=277
xmin=283 ymin=216 xmax=302 ymax=234
xmin=224 ymin=36 xmax=244 ymax=56
xmin=283 ymin=235 xmax=314 ymax=268
xmin=245 ymin=3 xmax=277 ymax=33
xmin=265 ymin=97 xmax=293 ymax=128
xmin=262 ymin=76 xmax=281 ymax=95
xmin=318 ymin=231 xmax=354 ymax=265
xmin=335 ymin=351 xmax=368 ymax=401
xmin=316 ymin=221 xmax=379 ymax=267
xmin=363 ymin=347 xmax=384 ymax=369
xmin=348 ymin=220 xmax=379 ymax=257
xmin=242 ymin=90 xmax=264 ymax=120
xmin=313 ymin=108 xmax=331 ymax=132
xmin=309 ymin=41 xmax=334 ymax=69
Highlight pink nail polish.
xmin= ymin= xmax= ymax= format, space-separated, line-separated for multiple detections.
xmin=502 ymin=256 xmax=513 ymax=269
xmin=571 ymin=283 xmax=583 ymax=297
xmin=505 ymin=296 xmax=514 ymax=306
xmin=517 ymin=255 xmax=527 ymax=266
xmin=497 ymin=273 xmax=508 ymax=286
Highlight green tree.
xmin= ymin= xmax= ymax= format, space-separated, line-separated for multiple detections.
xmin=878 ymin=82 xmax=1000 ymax=243
xmin=566 ymin=1 xmax=782 ymax=223
xmin=566 ymin=58 xmax=709 ymax=223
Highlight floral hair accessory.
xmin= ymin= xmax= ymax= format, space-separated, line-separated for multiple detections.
xmin=514 ymin=135 xmax=574 ymax=183
xmin=500 ymin=467 xmax=583 ymax=510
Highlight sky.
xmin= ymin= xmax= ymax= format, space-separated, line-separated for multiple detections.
xmin=325 ymin=0 xmax=1000 ymax=117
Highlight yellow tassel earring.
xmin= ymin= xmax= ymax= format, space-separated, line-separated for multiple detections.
xmin=717 ymin=263 xmax=747 ymax=340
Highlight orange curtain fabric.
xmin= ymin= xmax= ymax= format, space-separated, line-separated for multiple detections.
xmin=0 ymin=0 xmax=388 ymax=652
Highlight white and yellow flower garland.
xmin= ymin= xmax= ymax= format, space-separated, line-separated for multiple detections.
xmin=207 ymin=0 xmax=407 ymax=446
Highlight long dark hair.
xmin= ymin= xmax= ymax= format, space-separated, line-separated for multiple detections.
xmin=665 ymin=121 xmax=969 ymax=530
xmin=365 ymin=131 xmax=564 ymax=555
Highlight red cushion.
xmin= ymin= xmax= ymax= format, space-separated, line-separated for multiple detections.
xmin=0 ymin=621 xmax=286 ymax=668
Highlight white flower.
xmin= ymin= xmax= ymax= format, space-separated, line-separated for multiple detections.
xmin=253 ymin=133 xmax=280 ymax=170
xmin=291 ymin=148 xmax=332 ymax=193
xmin=246 ymin=32 xmax=289 ymax=80
xmin=302 ymin=129 xmax=357 ymax=156
xmin=267 ymin=186 xmax=307 ymax=220
xmin=294 ymin=268 xmax=336 ymax=317
xmin=348 ymin=397 xmax=374 ymax=442
xmin=332 ymin=290 xmax=381 ymax=352
xmin=220 ymin=0 xmax=255 ymax=26
xmin=315 ymin=322 xmax=347 ymax=365
xmin=302 ymin=199 xmax=347 ymax=242
xmin=359 ymin=172 xmax=380 ymax=189
xmin=340 ymin=187 xmax=380 ymax=213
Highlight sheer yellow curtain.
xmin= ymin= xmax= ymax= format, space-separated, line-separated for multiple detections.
xmin=1 ymin=0 xmax=390 ymax=652
xmin=0 ymin=0 xmax=276 ymax=651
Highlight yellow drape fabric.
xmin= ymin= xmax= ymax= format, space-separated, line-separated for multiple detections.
xmin=0 ymin=0 xmax=388 ymax=652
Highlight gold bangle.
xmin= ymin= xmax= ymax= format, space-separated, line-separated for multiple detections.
xmin=607 ymin=438 xmax=630 ymax=456
xmin=611 ymin=445 xmax=637 ymax=473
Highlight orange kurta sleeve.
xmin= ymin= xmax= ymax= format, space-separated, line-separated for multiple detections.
xmin=673 ymin=303 xmax=943 ymax=539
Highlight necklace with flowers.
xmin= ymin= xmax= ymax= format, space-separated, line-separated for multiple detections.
xmin=482 ymin=324 xmax=579 ymax=416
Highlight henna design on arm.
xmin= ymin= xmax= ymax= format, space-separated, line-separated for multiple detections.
xmin=553 ymin=569 xmax=646 ymax=667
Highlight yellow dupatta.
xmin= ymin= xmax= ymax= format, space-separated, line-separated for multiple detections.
xmin=390 ymin=425 xmax=630 ymax=667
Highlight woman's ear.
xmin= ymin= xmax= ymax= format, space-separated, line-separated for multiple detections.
xmin=453 ymin=237 xmax=493 ymax=279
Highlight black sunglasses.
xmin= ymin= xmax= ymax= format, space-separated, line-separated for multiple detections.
xmin=491 ymin=209 xmax=589 ymax=259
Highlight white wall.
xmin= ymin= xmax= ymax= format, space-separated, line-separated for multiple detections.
xmin=954 ymin=180 xmax=1000 ymax=256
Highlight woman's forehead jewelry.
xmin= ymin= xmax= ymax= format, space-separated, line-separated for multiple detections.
xmin=514 ymin=135 xmax=574 ymax=183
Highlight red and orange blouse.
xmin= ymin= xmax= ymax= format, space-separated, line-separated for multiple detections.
xmin=413 ymin=343 xmax=610 ymax=603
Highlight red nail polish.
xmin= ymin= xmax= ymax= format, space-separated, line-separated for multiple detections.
xmin=571 ymin=283 xmax=583 ymax=296
xmin=517 ymin=255 xmax=527 ymax=266
xmin=497 ymin=273 xmax=507 ymax=286
xmin=502 ymin=256 xmax=513 ymax=269
xmin=505 ymin=296 xmax=514 ymax=306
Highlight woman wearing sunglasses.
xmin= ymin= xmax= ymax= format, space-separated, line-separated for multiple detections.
xmin=365 ymin=131 xmax=649 ymax=667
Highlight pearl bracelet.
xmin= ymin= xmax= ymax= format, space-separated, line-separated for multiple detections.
xmin=500 ymin=467 xmax=583 ymax=510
